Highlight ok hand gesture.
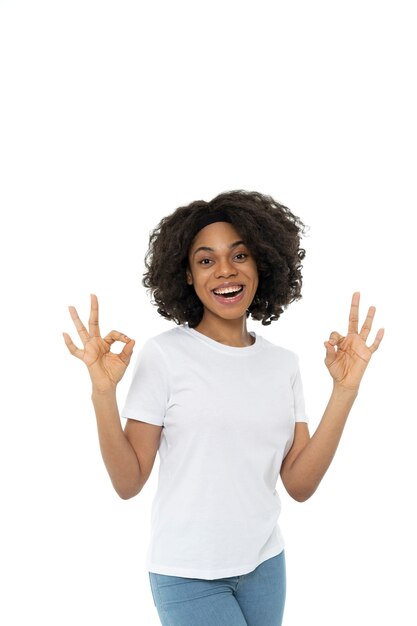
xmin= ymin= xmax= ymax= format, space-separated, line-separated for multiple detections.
xmin=63 ymin=294 xmax=135 ymax=392
xmin=324 ymin=292 xmax=384 ymax=392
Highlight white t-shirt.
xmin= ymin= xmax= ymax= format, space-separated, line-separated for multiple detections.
xmin=121 ymin=323 xmax=308 ymax=580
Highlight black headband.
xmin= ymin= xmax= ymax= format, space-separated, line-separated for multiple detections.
xmin=193 ymin=209 xmax=233 ymax=235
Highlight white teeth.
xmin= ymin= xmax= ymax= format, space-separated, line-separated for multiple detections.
xmin=213 ymin=286 xmax=243 ymax=295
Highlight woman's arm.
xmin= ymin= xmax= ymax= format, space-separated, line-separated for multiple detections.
xmin=64 ymin=294 xmax=142 ymax=499
xmin=281 ymin=387 xmax=356 ymax=501
xmin=280 ymin=292 xmax=384 ymax=502
xmin=91 ymin=388 xmax=143 ymax=499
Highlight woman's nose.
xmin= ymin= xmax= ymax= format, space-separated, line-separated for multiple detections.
xmin=215 ymin=259 xmax=237 ymax=278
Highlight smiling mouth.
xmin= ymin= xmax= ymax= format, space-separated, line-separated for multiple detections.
xmin=212 ymin=286 xmax=244 ymax=297
xmin=211 ymin=285 xmax=246 ymax=304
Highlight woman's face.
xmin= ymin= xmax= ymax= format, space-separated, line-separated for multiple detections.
xmin=186 ymin=221 xmax=259 ymax=323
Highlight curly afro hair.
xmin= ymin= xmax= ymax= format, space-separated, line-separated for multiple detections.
xmin=142 ymin=189 xmax=307 ymax=327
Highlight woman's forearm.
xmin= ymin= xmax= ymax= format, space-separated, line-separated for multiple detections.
xmin=286 ymin=385 xmax=358 ymax=501
xmin=91 ymin=388 xmax=142 ymax=499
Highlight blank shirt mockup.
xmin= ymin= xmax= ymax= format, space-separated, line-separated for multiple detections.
xmin=121 ymin=323 xmax=308 ymax=580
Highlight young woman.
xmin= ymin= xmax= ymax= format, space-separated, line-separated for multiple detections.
xmin=63 ymin=190 xmax=384 ymax=626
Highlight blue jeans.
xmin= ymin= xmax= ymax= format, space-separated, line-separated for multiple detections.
xmin=148 ymin=551 xmax=286 ymax=626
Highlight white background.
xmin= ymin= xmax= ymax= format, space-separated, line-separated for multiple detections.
xmin=1 ymin=1 xmax=415 ymax=624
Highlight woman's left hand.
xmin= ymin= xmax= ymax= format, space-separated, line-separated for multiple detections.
xmin=324 ymin=292 xmax=384 ymax=391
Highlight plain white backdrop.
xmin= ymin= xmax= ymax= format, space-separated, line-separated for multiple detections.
xmin=1 ymin=1 xmax=415 ymax=624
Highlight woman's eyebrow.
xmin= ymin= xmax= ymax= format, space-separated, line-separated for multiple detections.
xmin=193 ymin=240 xmax=246 ymax=256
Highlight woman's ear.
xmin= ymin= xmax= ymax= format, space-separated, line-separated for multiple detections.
xmin=186 ymin=268 xmax=193 ymax=285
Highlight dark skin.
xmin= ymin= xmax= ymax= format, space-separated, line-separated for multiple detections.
xmin=280 ymin=291 xmax=384 ymax=501
xmin=186 ymin=221 xmax=259 ymax=347
xmin=64 ymin=223 xmax=384 ymax=502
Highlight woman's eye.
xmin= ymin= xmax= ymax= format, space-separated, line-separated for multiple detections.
xmin=198 ymin=253 xmax=247 ymax=265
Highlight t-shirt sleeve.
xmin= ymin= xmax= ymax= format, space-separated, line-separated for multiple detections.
xmin=120 ymin=338 xmax=169 ymax=427
xmin=291 ymin=355 xmax=309 ymax=423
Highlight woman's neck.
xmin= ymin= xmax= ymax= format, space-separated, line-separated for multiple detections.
xmin=192 ymin=318 xmax=254 ymax=347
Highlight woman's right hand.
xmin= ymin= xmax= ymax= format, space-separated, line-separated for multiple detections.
xmin=63 ymin=294 xmax=135 ymax=392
